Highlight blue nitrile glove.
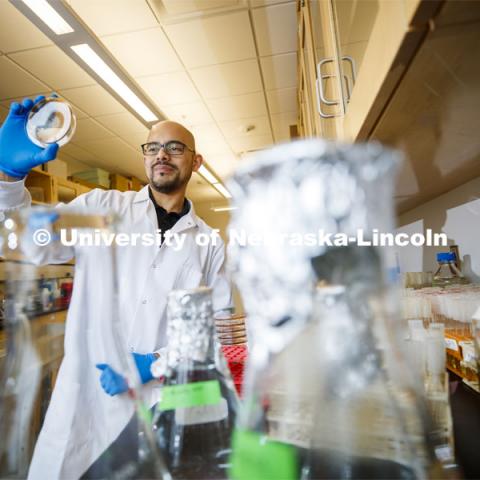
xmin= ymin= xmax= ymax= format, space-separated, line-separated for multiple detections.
xmin=0 ymin=96 xmax=59 ymax=178
xmin=96 ymin=363 xmax=128 ymax=396
xmin=96 ymin=353 xmax=157 ymax=396
xmin=132 ymin=352 xmax=157 ymax=383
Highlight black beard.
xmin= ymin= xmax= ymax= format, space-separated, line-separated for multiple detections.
xmin=150 ymin=175 xmax=182 ymax=194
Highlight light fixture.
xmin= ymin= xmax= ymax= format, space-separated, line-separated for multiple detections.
xmin=213 ymin=183 xmax=232 ymax=199
xmin=71 ymin=44 xmax=158 ymax=122
xmin=21 ymin=0 xmax=74 ymax=35
xmin=197 ymin=165 xmax=218 ymax=184
xmin=212 ymin=206 xmax=237 ymax=212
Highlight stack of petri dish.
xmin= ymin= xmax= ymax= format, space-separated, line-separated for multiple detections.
xmin=214 ymin=313 xmax=247 ymax=345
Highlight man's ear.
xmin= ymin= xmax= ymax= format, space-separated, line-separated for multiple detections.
xmin=192 ymin=153 xmax=203 ymax=172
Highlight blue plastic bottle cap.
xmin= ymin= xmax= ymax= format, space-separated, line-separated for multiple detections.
xmin=437 ymin=252 xmax=456 ymax=262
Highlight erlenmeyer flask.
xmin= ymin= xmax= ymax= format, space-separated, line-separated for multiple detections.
xmin=0 ymin=208 xmax=169 ymax=479
xmin=226 ymin=140 xmax=452 ymax=479
xmin=152 ymin=287 xmax=239 ymax=479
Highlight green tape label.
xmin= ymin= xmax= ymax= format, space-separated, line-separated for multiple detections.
xmin=137 ymin=403 xmax=153 ymax=425
xmin=158 ymin=380 xmax=221 ymax=411
xmin=230 ymin=429 xmax=298 ymax=480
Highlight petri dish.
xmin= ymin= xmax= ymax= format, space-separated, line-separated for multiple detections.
xmin=26 ymin=97 xmax=76 ymax=148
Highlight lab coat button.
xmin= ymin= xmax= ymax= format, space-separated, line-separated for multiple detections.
xmin=142 ymin=299 xmax=147 ymax=304
xmin=152 ymin=263 xmax=156 ymax=268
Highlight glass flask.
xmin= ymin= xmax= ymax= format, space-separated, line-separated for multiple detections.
xmin=152 ymin=287 xmax=239 ymax=479
xmin=432 ymin=252 xmax=467 ymax=287
xmin=226 ymin=139 xmax=452 ymax=479
xmin=0 ymin=208 xmax=169 ymax=479
xmin=26 ymin=96 xmax=76 ymax=148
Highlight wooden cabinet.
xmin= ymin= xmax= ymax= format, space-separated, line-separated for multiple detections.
xmin=25 ymin=169 xmax=92 ymax=205
xmin=297 ymin=0 xmax=441 ymax=140
xmin=297 ymin=0 xmax=480 ymax=212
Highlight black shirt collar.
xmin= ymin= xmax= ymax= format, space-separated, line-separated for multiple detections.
xmin=148 ymin=187 xmax=190 ymax=220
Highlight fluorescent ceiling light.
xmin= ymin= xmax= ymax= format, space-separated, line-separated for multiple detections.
xmin=198 ymin=165 xmax=218 ymax=184
xmin=212 ymin=206 xmax=237 ymax=212
xmin=213 ymin=183 xmax=232 ymax=199
xmin=71 ymin=44 xmax=158 ymax=122
xmin=22 ymin=0 xmax=74 ymax=34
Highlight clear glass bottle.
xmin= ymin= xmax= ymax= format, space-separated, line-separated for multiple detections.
xmin=432 ymin=252 xmax=467 ymax=287
xmin=0 ymin=208 xmax=168 ymax=479
xmin=226 ymin=139 xmax=452 ymax=479
xmin=152 ymin=287 xmax=239 ymax=479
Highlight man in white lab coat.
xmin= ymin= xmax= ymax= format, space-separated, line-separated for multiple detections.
xmin=0 ymin=96 xmax=233 ymax=479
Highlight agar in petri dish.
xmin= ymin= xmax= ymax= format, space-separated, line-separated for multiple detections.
xmin=26 ymin=97 xmax=76 ymax=148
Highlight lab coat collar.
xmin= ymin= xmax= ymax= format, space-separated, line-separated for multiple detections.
xmin=133 ymin=185 xmax=200 ymax=231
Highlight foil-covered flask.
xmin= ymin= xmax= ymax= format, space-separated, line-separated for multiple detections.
xmin=227 ymin=139 xmax=451 ymax=479
xmin=152 ymin=287 xmax=239 ymax=479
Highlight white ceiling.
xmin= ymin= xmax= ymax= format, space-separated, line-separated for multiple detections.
xmin=0 ymin=0 xmax=297 ymax=203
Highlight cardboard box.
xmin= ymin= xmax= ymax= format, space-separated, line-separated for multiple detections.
xmin=130 ymin=177 xmax=143 ymax=192
xmin=110 ymin=173 xmax=131 ymax=192
xmin=45 ymin=159 xmax=68 ymax=178
xmin=71 ymin=168 xmax=110 ymax=188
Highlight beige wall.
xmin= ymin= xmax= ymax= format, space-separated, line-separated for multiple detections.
xmin=398 ymin=176 xmax=480 ymax=281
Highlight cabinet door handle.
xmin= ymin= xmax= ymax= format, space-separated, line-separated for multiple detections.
xmin=342 ymin=56 xmax=357 ymax=83
xmin=317 ymin=59 xmax=339 ymax=106
xmin=316 ymin=58 xmax=342 ymax=118
xmin=315 ymin=77 xmax=335 ymax=119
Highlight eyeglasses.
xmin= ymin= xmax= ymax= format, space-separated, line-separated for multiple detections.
xmin=141 ymin=140 xmax=194 ymax=156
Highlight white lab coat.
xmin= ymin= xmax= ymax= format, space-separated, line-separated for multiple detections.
xmin=0 ymin=180 xmax=233 ymax=479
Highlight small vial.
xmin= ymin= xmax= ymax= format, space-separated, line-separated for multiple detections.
xmin=26 ymin=97 xmax=76 ymax=148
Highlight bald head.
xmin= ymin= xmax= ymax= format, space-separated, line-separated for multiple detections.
xmin=148 ymin=120 xmax=195 ymax=151
xmin=143 ymin=120 xmax=202 ymax=196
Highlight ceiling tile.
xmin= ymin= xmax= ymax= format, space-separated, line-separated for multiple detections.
xmin=206 ymin=152 xmax=239 ymax=179
xmin=164 ymin=10 xmax=256 ymax=68
xmin=228 ymin=134 xmax=274 ymax=153
xmin=72 ymin=118 xmax=116 ymax=143
xmin=10 ymin=46 xmax=95 ymax=90
xmin=0 ymin=93 xmax=88 ymax=120
xmin=190 ymin=59 xmax=262 ymax=99
xmin=0 ymin=57 xmax=47 ymax=100
xmin=190 ymin=123 xmax=227 ymax=154
xmin=102 ymin=28 xmax=183 ymax=77
xmin=197 ymin=139 xmax=234 ymax=159
xmin=187 ymin=176 xmax=223 ymax=202
xmin=207 ymin=92 xmax=268 ymax=121
xmin=219 ymin=116 xmax=271 ymax=139
xmin=260 ymin=52 xmax=297 ymax=90
xmin=59 ymin=85 xmax=127 ymax=118
xmin=60 ymin=142 xmax=98 ymax=164
xmin=137 ymin=71 xmax=200 ymax=106
xmin=0 ymin=1 xmax=52 ymax=53
xmin=161 ymin=101 xmax=214 ymax=127
xmin=123 ymin=132 xmax=148 ymax=151
xmin=81 ymin=137 xmax=144 ymax=177
xmin=67 ymin=0 xmax=158 ymax=36
xmin=160 ymin=0 xmax=245 ymax=17
xmin=252 ymin=2 xmax=297 ymax=56
xmin=266 ymin=87 xmax=297 ymax=114
xmin=271 ymin=111 xmax=297 ymax=142
xmin=249 ymin=0 xmax=293 ymax=6
xmin=95 ymin=112 xmax=149 ymax=137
